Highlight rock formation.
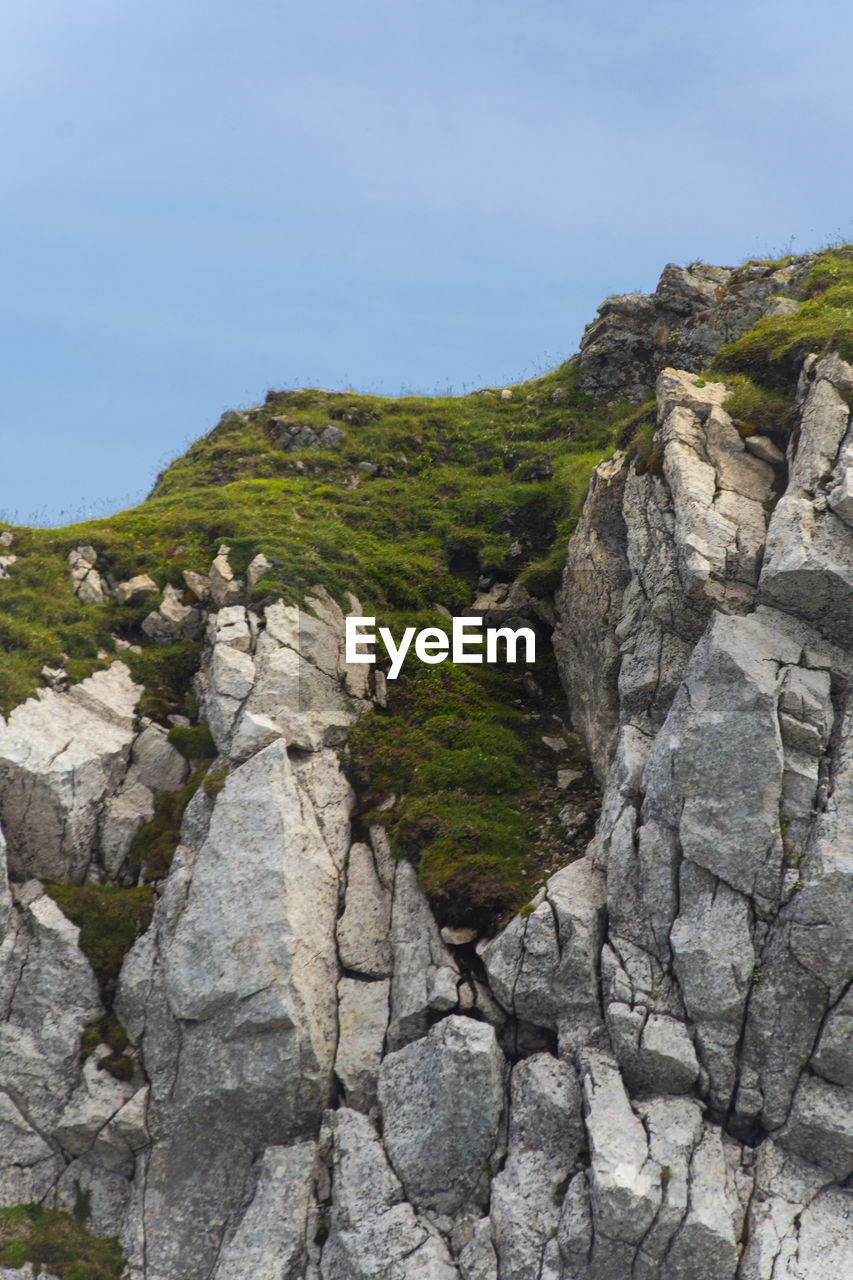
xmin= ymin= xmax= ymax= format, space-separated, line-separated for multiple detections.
xmin=1 ymin=256 xmax=852 ymax=1279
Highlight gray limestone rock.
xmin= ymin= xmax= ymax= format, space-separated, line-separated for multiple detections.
xmin=335 ymin=977 xmax=389 ymax=1112
xmin=209 ymin=546 xmax=244 ymax=607
xmin=378 ymin=1016 xmax=506 ymax=1215
xmin=320 ymin=1108 xmax=457 ymax=1280
xmin=211 ymin=1143 xmax=317 ymax=1280
xmin=0 ymin=888 xmax=102 ymax=1168
xmin=490 ymin=1054 xmax=583 ymax=1280
xmin=777 ymin=1075 xmax=853 ymax=1180
xmin=580 ymin=1050 xmax=660 ymax=1247
xmin=69 ymin=545 xmax=108 ymax=603
xmin=812 ymin=985 xmax=853 ymax=1086
xmin=99 ymin=776 xmax=155 ymax=880
xmin=0 ymin=663 xmax=140 ymax=882
xmin=337 ymin=842 xmax=393 ymax=977
xmin=578 ymin=258 xmax=812 ymax=399
xmin=142 ymin=583 xmax=201 ymax=643
xmin=131 ymin=723 xmax=188 ymax=791
xmin=386 ymin=860 xmax=459 ymax=1051
xmin=663 ymin=1127 xmax=746 ymax=1280
xmin=118 ymin=738 xmax=341 ymax=1280
xmin=458 ymin=1218 xmax=498 ymax=1280
xmin=670 ymin=862 xmax=754 ymax=1111
xmin=480 ymin=857 xmax=606 ymax=1052
xmin=113 ymin=574 xmax=158 ymax=605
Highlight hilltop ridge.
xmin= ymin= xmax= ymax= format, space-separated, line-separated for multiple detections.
xmin=1 ymin=246 xmax=853 ymax=1279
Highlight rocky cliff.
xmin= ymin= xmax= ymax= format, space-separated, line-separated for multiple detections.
xmin=1 ymin=251 xmax=852 ymax=1280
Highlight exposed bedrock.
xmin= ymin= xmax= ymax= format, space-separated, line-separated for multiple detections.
xmin=1 ymin=349 xmax=852 ymax=1277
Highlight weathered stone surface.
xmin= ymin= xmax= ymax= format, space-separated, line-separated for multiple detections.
xmin=54 ymin=1051 xmax=135 ymax=1162
xmin=759 ymin=354 xmax=853 ymax=646
xmin=663 ymin=1127 xmax=747 ymax=1280
xmin=553 ymin=452 xmax=630 ymax=777
xmin=335 ymin=977 xmax=389 ymax=1112
xmin=69 ymin=545 xmax=107 ymax=602
xmin=378 ymin=1016 xmax=505 ymax=1215
xmin=738 ymin=1139 xmax=830 ymax=1280
xmin=631 ymin=1096 xmax=704 ymax=1274
xmin=490 ymin=1054 xmax=583 ymax=1280
xmin=320 ymin=1108 xmax=456 ymax=1280
xmin=812 ymin=985 xmax=853 ymax=1086
xmin=336 ymin=842 xmax=392 ymax=977
xmin=209 ymin=545 xmax=244 ymax=607
xmin=0 ymin=889 xmax=102 ymax=1147
xmin=183 ymin=569 xmax=211 ymax=600
xmin=580 ymin=1050 xmax=660 ymax=1246
xmin=116 ymin=738 xmax=340 ymax=1280
xmin=777 ymin=1076 xmax=853 ymax=1180
xmin=480 ymin=857 xmax=605 ymax=1051
xmin=142 ymin=583 xmax=201 ymax=643
xmin=246 ymin=552 xmax=272 ymax=589
xmin=643 ymin=611 xmax=788 ymax=908
xmin=211 ymin=1143 xmax=317 ymax=1280
xmin=99 ymin=777 xmax=155 ymax=879
xmin=578 ymin=257 xmax=812 ymax=398
xmin=0 ymin=663 xmax=140 ymax=881
xmin=670 ymin=862 xmax=753 ymax=1111
xmin=606 ymin=1002 xmax=700 ymax=1098
xmin=386 ymin=861 xmax=459 ymax=1051
xmin=229 ymin=600 xmax=360 ymax=753
xmin=458 ymin=1218 xmax=498 ymax=1280
xmin=113 ymin=574 xmax=158 ymax=605
xmin=131 ymin=723 xmax=188 ymax=791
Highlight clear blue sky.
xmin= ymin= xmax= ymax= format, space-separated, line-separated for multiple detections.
xmin=3 ymin=0 xmax=852 ymax=524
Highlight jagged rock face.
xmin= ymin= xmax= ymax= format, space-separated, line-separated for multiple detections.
xmin=550 ymin=354 xmax=853 ymax=1277
xmin=2 ymin=302 xmax=853 ymax=1276
xmin=578 ymin=257 xmax=813 ymax=398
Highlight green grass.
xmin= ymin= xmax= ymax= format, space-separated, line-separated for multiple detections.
xmin=0 ymin=363 xmax=644 ymax=718
xmin=42 ymin=884 xmax=153 ymax=1002
xmin=0 ymin=1203 xmax=124 ymax=1279
xmin=348 ymin=653 xmax=597 ymax=930
xmin=6 ymin=249 xmax=850 ymax=930
xmin=719 ymin=374 xmax=797 ymax=443
xmin=713 ymin=246 xmax=853 ymax=385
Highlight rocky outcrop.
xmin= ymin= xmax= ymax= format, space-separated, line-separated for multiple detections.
xmin=578 ymin=257 xmax=813 ymax=398
xmin=2 ymin=274 xmax=853 ymax=1280
xmin=0 ymin=664 xmax=142 ymax=883
xmin=550 ymin=352 xmax=853 ymax=1277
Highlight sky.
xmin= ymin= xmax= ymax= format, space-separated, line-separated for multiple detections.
xmin=3 ymin=0 xmax=853 ymax=524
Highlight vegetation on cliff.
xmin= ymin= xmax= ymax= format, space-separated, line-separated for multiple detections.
xmin=2 ymin=244 xmax=851 ymax=930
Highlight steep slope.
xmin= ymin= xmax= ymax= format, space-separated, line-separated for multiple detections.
xmin=1 ymin=249 xmax=852 ymax=1280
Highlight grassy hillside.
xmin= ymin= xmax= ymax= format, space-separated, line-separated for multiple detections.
xmin=0 ymin=361 xmax=651 ymax=928
xmin=2 ymin=243 xmax=850 ymax=928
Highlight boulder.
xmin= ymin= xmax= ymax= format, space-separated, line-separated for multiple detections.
xmin=0 ymin=663 xmax=141 ymax=882
xmin=131 ymin=723 xmax=188 ymax=791
xmin=141 ymin=584 xmax=202 ymax=644
xmin=378 ymin=1016 xmax=506 ymax=1215
xmin=69 ymin=545 xmax=107 ymax=603
xmin=580 ymin=1050 xmax=660 ymax=1247
xmin=209 ymin=545 xmax=244 ymax=607
xmin=113 ymin=575 xmax=158 ymax=605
